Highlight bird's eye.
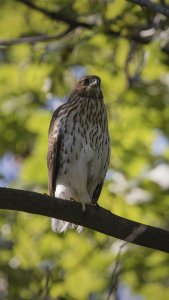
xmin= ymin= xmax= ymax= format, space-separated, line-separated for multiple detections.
xmin=83 ymin=79 xmax=89 ymax=86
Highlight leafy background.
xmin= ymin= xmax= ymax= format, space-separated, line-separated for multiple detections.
xmin=0 ymin=0 xmax=169 ymax=299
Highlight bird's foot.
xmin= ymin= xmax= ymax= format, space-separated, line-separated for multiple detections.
xmin=69 ymin=198 xmax=87 ymax=212
xmin=70 ymin=197 xmax=76 ymax=202
xmin=82 ymin=202 xmax=86 ymax=212
xmin=81 ymin=201 xmax=96 ymax=212
xmin=91 ymin=201 xmax=99 ymax=207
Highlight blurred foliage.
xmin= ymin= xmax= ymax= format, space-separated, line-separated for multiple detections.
xmin=0 ymin=0 xmax=169 ymax=299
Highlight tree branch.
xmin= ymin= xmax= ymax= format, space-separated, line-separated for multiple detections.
xmin=0 ymin=0 xmax=163 ymax=48
xmin=0 ymin=29 xmax=73 ymax=46
xmin=13 ymin=0 xmax=156 ymax=47
xmin=16 ymin=0 xmax=94 ymax=29
xmin=128 ymin=0 xmax=169 ymax=18
xmin=0 ymin=30 xmax=152 ymax=47
xmin=0 ymin=187 xmax=169 ymax=253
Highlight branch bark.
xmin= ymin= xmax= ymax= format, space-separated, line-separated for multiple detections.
xmin=0 ymin=30 xmax=152 ymax=47
xmin=0 ymin=0 xmax=166 ymax=52
xmin=0 ymin=187 xmax=169 ymax=253
xmin=7 ymin=0 xmax=154 ymax=48
xmin=0 ymin=29 xmax=73 ymax=46
xmin=16 ymin=0 xmax=94 ymax=29
xmin=128 ymin=0 xmax=169 ymax=18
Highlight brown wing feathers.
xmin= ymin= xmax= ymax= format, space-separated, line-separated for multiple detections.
xmin=47 ymin=107 xmax=63 ymax=196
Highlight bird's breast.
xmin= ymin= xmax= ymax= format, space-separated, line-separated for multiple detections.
xmin=60 ymin=97 xmax=107 ymax=159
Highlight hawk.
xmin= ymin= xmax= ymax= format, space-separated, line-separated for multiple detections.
xmin=47 ymin=75 xmax=110 ymax=233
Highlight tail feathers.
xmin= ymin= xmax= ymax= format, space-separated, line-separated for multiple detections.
xmin=51 ymin=218 xmax=83 ymax=233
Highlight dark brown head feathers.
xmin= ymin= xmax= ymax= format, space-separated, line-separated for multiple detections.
xmin=76 ymin=75 xmax=101 ymax=89
xmin=68 ymin=75 xmax=103 ymax=101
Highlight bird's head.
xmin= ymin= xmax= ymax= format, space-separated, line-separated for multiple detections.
xmin=72 ymin=75 xmax=103 ymax=99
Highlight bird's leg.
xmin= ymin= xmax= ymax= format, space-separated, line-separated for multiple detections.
xmin=70 ymin=197 xmax=86 ymax=212
xmin=82 ymin=202 xmax=86 ymax=212
xmin=92 ymin=201 xmax=99 ymax=207
xmin=70 ymin=197 xmax=76 ymax=202
xmin=69 ymin=197 xmax=86 ymax=211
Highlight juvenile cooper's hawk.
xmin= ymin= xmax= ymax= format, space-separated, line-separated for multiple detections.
xmin=47 ymin=75 xmax=110 ymax=232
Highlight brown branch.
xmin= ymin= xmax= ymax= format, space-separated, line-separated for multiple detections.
xmin=128 ymin=0 xmax=169 ymax=18
xmin=0 ymin=29 xmax=152 ymax=47
xmin=1 ymin=1 xmax=161 ymax=48
xmin=15 ymin=0 xmax=156 ymax=45
xmin=16 ymin=0 xmax=94 ymax=29
xmin=0 ymin=29 xmax=73 ymax=46
xmin=1 ymin=0 xmax=164 ymax=59
xmin=106 ymin=225 xmax=146 ymax=299
xmin=0 ymin=187 xmax=169 ymax=253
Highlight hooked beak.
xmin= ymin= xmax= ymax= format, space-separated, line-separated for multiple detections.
xmin=90 ymin=78 xmax=100 ymax=87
